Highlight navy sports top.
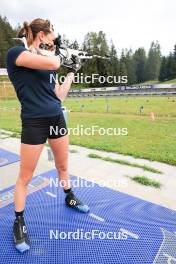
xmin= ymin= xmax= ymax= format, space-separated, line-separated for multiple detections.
xmin=6 ymin=46 xmax=61 ymax=120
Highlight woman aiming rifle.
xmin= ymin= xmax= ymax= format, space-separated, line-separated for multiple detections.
xmin=6 ymin=18 xmax=89 ymax=253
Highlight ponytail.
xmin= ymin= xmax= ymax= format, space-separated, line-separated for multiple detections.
xmin=17 ymin=18 xmax=53 ymax=47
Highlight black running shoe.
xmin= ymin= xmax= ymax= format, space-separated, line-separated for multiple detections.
xmin=13 ymin=215 xmax=30 ymax=253
xmin=65 ymin=191 xmax=90 ymax=213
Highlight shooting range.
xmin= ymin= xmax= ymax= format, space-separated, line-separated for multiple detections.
xmin=0 ymin=0 xmax=176 ymax=263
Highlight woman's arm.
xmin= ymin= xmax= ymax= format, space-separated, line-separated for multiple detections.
xmin=16 ymin=51 xmax=60 ymax=70
xmin=54 ymin=72 xmax=74 ymax=102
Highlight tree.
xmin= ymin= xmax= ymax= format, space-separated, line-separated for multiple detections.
xmin=119 ymin=49 xmax=128 ymax=81
xmin=170 ymin=45 xmax=176 ymax=78
xmin=167 ymin=52 xmax=176 ymax=80
xmin=133 ymin=48 xmax=147 ymax=83
xmin=0 ymin=16 xmax=17 ymax=67
xmin=145 ymin=41 xmax=161 ymax=80
xmin=82 ymin=32 xmax=98 ymax=86
xmin=125 ymin=49 xmax=137 ymax=85
xmin=96 ymin=31 xmax=110 ymax=81
xmin=70 ymin=40 xmax=79 ymax=49
xmin=159 ymin=56 xmax=168 ymax=81
xmin=107 ymin=41 xmax=119 ymax=85
xmin=159 ymin=44 xmax=176 ymax=82
xmin=82 ymin=31 xmax=109 ymax=87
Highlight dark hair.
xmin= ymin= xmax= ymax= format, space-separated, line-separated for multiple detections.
xmin=17 ymin=18 xmax=54 ymax=46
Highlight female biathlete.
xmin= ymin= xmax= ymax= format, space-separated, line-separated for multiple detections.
xmin=6 ymin=18 xmax=89 ymax=253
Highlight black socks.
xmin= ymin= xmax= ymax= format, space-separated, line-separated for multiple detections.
xmin=64 ymin=188 xmax=72 ymax=194
xmin=15 ymin=210 xmax=24 ymax=218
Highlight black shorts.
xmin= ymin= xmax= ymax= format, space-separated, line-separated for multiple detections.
xmin=21 ymin=112 xmax=68 ymax=145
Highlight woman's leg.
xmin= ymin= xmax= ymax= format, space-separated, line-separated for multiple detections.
xmin=48 ymin=134 xmax=90 ymax=213
xmin=14 ymin=143 xmax=44 ymax=212
xmin=48 ymin=134 xmax=70 ymax=190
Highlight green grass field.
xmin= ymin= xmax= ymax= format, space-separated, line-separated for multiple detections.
xmin=64 ymin=97 xmax=176 ymax=117
xmin=0 ymin=97 xmax=176 ymax=165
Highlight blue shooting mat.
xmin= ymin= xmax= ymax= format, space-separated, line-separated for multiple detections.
xmin=0 ymin=169 xmax=176 ymax=263
xmin=0 ymin=148 xmax=20 ymax=167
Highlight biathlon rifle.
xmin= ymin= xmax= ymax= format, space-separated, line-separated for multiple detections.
xmin=13 ymin=35 xmax=109 ymax=65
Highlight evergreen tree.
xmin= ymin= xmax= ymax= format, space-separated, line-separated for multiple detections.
xmin=159 ymin=56 xmax=168 ymax=81
xmin=107 ymin=41 xmax=119 ymax=86
xmin=145 ymin=41 xmax=161 ymax=80
xmin=70 ymin=40 xmax=79 ymax=49
xmin=133 ymin=48 xmax=147 ymax=83
xmin=0 ymin=16 xmax=17 ymax=67
xmin=171 ymin=45 xmax=176 ymax=78
xmin=96 ymin=31 xmax=109 ymax=84
xmin=167 ymin=52 xmax=176 ymax=80
xmin=119 ymin=49 xmax=128 ymax=80
xmin=125 ymin=49 xmax=137 ymax=85
xmin=82 ymin=32 xmax=98 ymax=86
xmin=82 ymin=31 xmax=109 ymax=87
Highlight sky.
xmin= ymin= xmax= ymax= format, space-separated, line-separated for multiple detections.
xmin=0 ymin=0 xmax=175 ymax=56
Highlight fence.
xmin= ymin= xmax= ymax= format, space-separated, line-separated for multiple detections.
xmin=0 ymin=82 xmax=17 ymax=100
xmin=1 ymin=81 xmax=176 ymax=100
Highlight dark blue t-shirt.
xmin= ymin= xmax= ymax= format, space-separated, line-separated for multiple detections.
xmin=6 ymin=46 xmax=61 ymax=120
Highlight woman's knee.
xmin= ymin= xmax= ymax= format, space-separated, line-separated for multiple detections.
xmin=16 ymin=176 xmax=31 ymax=186
xmin=17 ymin=169 xmax=34 ymax=186
xmin=57 ymin=163 xmax=68 ymax=173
